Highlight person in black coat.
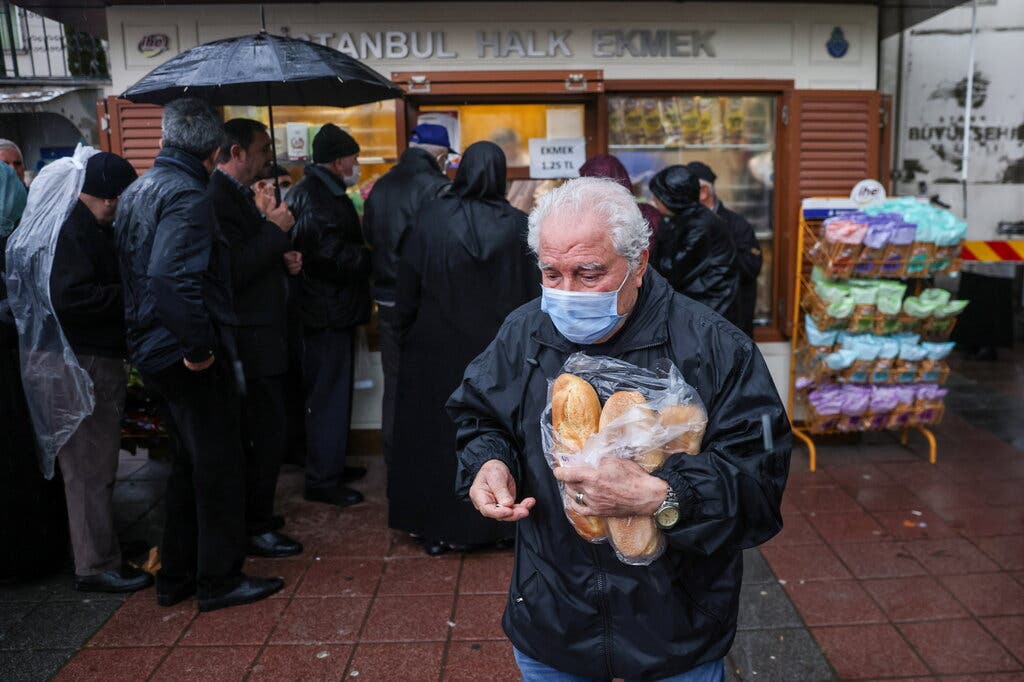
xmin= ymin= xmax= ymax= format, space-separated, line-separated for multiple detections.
xmin=288 ymin=124 xmax=371 ymax=507
xmin=687 ymin=161 xmax=763 ymax=337
xmin=648 ymin=165 xmax=740 ymax=324
xmin=116 ymin=98 xmax=283 ymax=612
xmin=362 ymin=124 xmax=452 ymax=470
xmin=209 ymin=119 xmax=303 ymax=559
xmin=389 ymin=141 xmax=539 ymax=555
xmin=447 ymin=177 xmax=790 ymax=680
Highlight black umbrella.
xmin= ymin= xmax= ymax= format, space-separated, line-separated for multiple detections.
xmin=122 ymin=30 xmax=404 ymax=196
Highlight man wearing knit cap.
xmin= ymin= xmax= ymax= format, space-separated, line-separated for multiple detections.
xmin=686 ymin=161 xmax=762 ymax=337
xmin=48 ymin=151 xmax=153 ymax=593
xmin=288 ymin=123 xmax=371 ymax=507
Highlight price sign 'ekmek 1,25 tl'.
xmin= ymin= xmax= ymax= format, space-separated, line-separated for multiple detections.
xmin=529 ymin=138 xmax=586 ymax=179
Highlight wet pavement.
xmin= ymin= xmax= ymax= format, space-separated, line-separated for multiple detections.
xmin=1 ymin=348 xmax=1021 ymax=681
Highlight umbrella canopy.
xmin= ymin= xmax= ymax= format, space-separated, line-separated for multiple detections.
xmin=122 ymin=31 xmax=404 ymax=107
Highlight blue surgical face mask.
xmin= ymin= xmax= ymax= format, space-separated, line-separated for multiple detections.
xmin=541 ymin=271 xmax=629 ymax=345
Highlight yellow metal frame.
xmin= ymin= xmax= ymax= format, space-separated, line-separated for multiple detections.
xmin=787 ymin=205 xmax=938 ymax=472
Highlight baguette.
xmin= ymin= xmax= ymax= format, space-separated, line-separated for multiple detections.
xmin=660 ymin=403 xmax=707 ymax=455
xmin=550 ymin=374 xmax=606 ymax=541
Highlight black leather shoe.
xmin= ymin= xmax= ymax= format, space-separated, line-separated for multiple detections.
xmin=268 ymin=515 xmax=285 ymax=532
xmin=75 ymin=566 xmax=153 ymax=594
xmin=247 ymin=531 xmax=303 ymax=558
xmin=157 ymin=581 xmax=196 ymax=607
xmin=198 ymin=576 xmax=284 ymax=613
xmin=342 ymin=465 xmax=367 ymax=482
xmin=303 ymin=485 xmax=364 ymax=507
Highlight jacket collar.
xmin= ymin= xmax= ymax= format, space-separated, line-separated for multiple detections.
xmin=304 ymin=164 xmax=347 ymax=197
xmin=213 ymin=168 xmax=255 ymax=203
xmin=399 ymin=146 xmax=445 ymax=175
xmin=531 ymin=268 xmax=673 ymax=355
xmin=155 ymin=146 xmax=210 ymax=184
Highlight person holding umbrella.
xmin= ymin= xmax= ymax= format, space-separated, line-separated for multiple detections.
xmin=288 ymin=123 xmax=372 ymax=507
xmin=115 ymin=98 xmax=283 ymax=612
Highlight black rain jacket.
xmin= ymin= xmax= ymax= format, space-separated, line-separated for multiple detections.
xmin=651 ymin=205 xmax=740 ymax=324
xmin=716 ymin=202 xmax=763 ymax=337
xmin=115 ymin=147 xmax=237 ymax=375
xmin=288 ymin=165 xmax=371 ymax=330
xmin=446 ymin=269 xmax=790 ymax=680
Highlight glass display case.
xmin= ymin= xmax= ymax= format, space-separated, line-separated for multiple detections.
xmin=607 ymin=94 xmax=777 ymax=328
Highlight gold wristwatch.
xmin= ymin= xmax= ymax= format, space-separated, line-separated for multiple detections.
xmin=653 ymin=487 xmax=681 ymax=530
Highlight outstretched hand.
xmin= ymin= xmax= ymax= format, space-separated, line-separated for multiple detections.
xmin=469 ymin=460 xmax=536 ymax=522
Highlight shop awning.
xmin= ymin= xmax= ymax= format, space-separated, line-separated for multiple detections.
xmin=16 ymin=0 xmax=967 ymax=41
xmin=0 ymin=85 xmax=96 ymax=112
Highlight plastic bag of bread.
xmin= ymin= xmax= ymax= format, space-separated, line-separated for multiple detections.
xmin=541 ymin=353 xmax=707 ymax=566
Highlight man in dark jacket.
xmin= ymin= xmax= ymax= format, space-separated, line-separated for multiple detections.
xmin=447 ymin=177 xmax=790 ymax=681
xmin=289 ymin=123 xmax=371 ymax=507
xmin=48 ymin=152 xmax=152 ymax=593
xmin=115 ymin=98 xmax=283 ymax=612
xmin=210 ymin=118 xmax=303 ymax=558
xmin=362 ymin=123 xmax=452 ymax=470
xmin=649 ymin=164 xmax=740 ymax=325
xmin=688 ymin=161 xmax=763 ymax=337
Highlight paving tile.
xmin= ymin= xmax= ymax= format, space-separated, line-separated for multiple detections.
xmin=729 ymin=628 xmax=835 ymax=681
xmin=937 ymin=507 xmax=1024 ymax=538
xmin=759 ymin=544 xmax=851 ymax=581
xmin=940 ymin=674 xmax=1024 ymax=682
xmin=736 ymin=581 xmax=804 ymax=631
xmin=970 ymin=479 xmax=1024 ymax=507
xmin=179 ymin=596 xmax=286 ymax=645
xmin=387 ymin=529 xmax=427 ymax=558
xmin=345 ymin=642 xmax=444 ymax=681
xmin=360 ymin=594 xmax=454 ymax=642
xmin=786 ymin=467 xmax=835 ymax=488
xmin=861 ymin=576 xmax=967 ymax=622
xmin=53 ymin=647 xmax=167 ymax=681
xmin=243 ymin=557 xmax=310 ymax=599
xmin=939 ymin=573 xmax=1024 ymax=617
xmin=871 ymin=509 xmax=960 ymax=541
xmin=0 ymin=572 xmax=79 ymax=604
xmin=460 ymin=551 xmax=514 ymax=594
xmin=377 ymin=556 xmax=459 ymax=596
xmin=741 ymin=549 xmax=776 ymax=585
xmin=0 ymin=603 xmax=35 ymax=646
xmin=824 ymin=462 xmax=896 ymax=489
xmin=808 ymin=510 xmax=888 ymax=544
xmin=87 ymin=592 xmax=195 ymax=647
xmin=767 ymin=512 xmax=823 ymax=546
xmin=812 ymin=624 xmax=929 ymax=679
xmin=782 ymin=580 xmax=885 ymax=627
xmin=2 ymin=599 xmax=122 ymax=650
xmin=982 ymin=616 xmax=1024 ymax=664
xmin=150 ymin=644 xmax=259 ymax=682
xmin=250 ymin=644 xmax=353 ymax=681
xmin=851 ymin=485 xmax=926 ymax=512
xmin=831 ymin=542 xmax=927 ymax=579
xmin=976 ymin=535 xmax=1024 ymax=571
xmin=790 ymin=485 xmax=862 ymax=514
xmin=899 ymin=619 xmax=1021 ymax=674
xmin=451 ymin=593 xmax=508 ymax=640
xmin=296 ymin=558 xmax=383 ymax=597
xmin=903 ymin=538 xmax=1001 ymax=575
xmin=444 ymin=639 xmax=520 ymax=682
xmin=269 ymin=597 xmax=370 ymax=644
xmin=911 ymin=482 xmax=993 ymax=510
xmin=0 ymin=649 xmax=75 ymax=682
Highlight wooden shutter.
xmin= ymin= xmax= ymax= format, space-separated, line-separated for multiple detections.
xmin=96 ymin=96 xmax=163 ymax=173
xmin=778 ymin=89 xmax=882 ymax=335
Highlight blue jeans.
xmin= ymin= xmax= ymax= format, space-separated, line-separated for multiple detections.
xmin=513 ymin=648 xmax=725 ymax=682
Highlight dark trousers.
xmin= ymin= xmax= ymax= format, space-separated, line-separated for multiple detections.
xmin=241 ymin=374 xmax=286 ymax=535
xmin=302 ymin=326 xmax=354 ymax=493
xmin=143 ymin=361 xmax=245 ymax=597
xmin=376 ymin=303 xmax=400 ymax=470
xmin=57 ymin=355 xmax=126 ymax=576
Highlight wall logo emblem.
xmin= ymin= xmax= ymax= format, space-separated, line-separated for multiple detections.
xmin=826 ymin=27 xmax=849 ymax=59
xmin=138 ymin=34 xmax=170 ymax=58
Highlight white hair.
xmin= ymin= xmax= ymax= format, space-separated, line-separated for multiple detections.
xmin=410 ymin=141 xmax=448 ymax=158
xmin=527 ymin=177 xmax=651 ymax=270
xmin=0 ymin=139 xmax=22 ymax=158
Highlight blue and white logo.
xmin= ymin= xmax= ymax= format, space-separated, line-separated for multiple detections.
xmin=826 ymin=27 xmax=849 ymax=59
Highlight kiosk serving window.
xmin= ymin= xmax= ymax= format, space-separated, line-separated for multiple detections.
xmin=607 ymin=94 xmax=777 ymax=328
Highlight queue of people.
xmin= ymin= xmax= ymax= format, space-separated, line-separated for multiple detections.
xmin=0 ymin=96 xmax=787 ymax=679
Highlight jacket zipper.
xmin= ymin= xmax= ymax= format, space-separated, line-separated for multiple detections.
xmin=591 ymin=545 xmax=615 ymax=678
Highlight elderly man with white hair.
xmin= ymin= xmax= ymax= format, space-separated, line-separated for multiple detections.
xmin=0 ymin=139 xmax=26 ymax=184
xmin=447 ymin=177 xmax=791 ymax=682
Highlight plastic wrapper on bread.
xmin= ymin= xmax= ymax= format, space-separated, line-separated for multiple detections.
xmin=541 ymin=352 xmax=707 ymax=566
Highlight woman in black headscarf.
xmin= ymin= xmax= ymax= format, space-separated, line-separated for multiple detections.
xmin=388 ymin=141 xmax=540 ymax=554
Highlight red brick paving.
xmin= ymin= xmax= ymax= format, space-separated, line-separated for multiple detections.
xmin=764 ymin=408 xmax=1024 ymax=679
